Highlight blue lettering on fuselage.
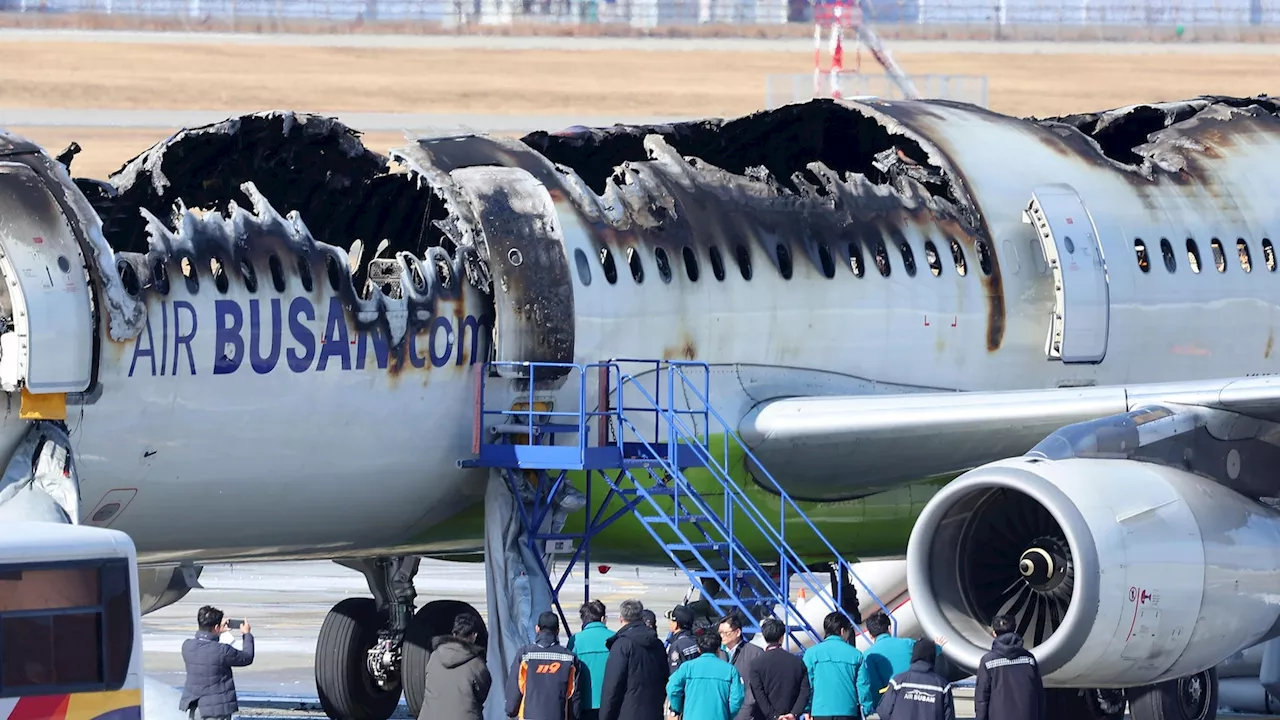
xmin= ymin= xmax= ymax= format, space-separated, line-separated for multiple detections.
xmin=127 ymin=297 xmax=485 ymax=377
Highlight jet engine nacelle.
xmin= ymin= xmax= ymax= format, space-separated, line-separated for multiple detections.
xmin=137 ymin=564 xmax=204 ymax=615
xmin=907 ymin=456 xmax=1280 ymax=688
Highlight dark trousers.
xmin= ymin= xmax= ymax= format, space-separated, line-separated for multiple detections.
xmin=580 ymin=711 xmax=599 ymax=720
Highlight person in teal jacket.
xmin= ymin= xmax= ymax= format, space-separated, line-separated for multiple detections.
xmin=803 ymin=611 xmax=875 ymax=719
xmin=566 ymin=600 xmax=614 ymax=720
xmin=863 ymin=612 xmax=917 ymax=711
xmin=666 ymin=629 xmax=745 ymax=720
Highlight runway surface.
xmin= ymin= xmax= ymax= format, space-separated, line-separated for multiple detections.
xmin=6 ymin=28 xmax=1280 ymax=54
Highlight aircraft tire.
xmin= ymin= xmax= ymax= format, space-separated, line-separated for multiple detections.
xmin=315 ymin=597 xmax=402 ymax=720
xmin=1127 ymin=668 xmax=1218 ymax=720
xmin=403 ymin=600 xmax=488 ymax=719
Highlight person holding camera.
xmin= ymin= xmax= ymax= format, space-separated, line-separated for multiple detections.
xmin=179 ymin=606 xmax=255 ymax=720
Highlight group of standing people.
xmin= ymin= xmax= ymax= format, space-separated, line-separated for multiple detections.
xmin=414 ymin=592 xmax=1044 ymax=720
xmin=176 ymin=600 xmax=1045 ymax=720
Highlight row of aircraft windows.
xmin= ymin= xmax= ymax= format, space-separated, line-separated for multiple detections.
xmin=573 ymin=236 xmax=996 ymax=288
xmin=117 ymin=252 xmax=332 ymax=297
xmin=1133 ymin=237 xmax=1277 ymax=275
xmin=117 ymin=251 xmax=365 ymax=298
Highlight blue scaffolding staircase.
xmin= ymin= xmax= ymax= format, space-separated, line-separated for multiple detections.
xmin=460 ymin=359 xmax=895 ymax=645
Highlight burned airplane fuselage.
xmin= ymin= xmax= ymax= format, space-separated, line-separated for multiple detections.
xmin=0 ymin=95 xmax=1278 ymax=563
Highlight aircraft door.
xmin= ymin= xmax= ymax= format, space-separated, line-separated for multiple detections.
xmin=0 ymin=162 xmax=95 ymax=395
xmin=1024 ymin=183 xmax=1110 ymax=364
xmin=448 ymin=165 xmax=574 ymax=381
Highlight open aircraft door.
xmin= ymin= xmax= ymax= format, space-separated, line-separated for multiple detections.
xmin=1024 ymin=183 xmax=1110 ymax=364
xmin=0 ymin=161 xmax=95 ymax=406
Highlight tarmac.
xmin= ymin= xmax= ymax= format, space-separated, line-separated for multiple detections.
xmin=141 ymin=560 xmax=1278 ymax=720
xmin=0 ymin=108 xmax=691 ymax=133
xmin=141 ymin=559 xmax=695 ymax=714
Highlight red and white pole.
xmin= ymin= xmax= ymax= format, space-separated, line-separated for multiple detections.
xmin=813 ymin=14 xmax=823 ymax=96
xmin=829 ymin=5 xmax=844 ymax=99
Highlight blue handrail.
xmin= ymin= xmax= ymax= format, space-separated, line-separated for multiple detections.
xmin=607 ymin=408 xmax=816 ymax=637
xmin=608 ymin=367 xmax=872 ymax=638
xmin=662 ymin=361 xmax=898 ymax=636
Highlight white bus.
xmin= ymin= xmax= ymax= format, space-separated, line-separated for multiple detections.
xmin=0 ymin=522 xmax=143 ymax=720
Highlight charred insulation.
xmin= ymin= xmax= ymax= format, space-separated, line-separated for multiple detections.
xmin=521 ymin=100 xmax=958 ymax=205
xmin=81 ymin=113 xmax=462 ymax=297
xmin=1042 ymin=95 xmax=1280 ymax=166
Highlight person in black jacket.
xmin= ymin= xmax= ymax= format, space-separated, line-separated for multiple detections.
xmin=747 ymin=618 xmax=810 ymax=720
xmin=974 ymin=615 xmax=1045 ymax=720
xmin=600 ymin=599 xmax=669 ymax=720
xmin=179 ymin=606 xmax=255 ymax=720
xmin=876 ymin=638 xmax=954 ymax=720
xmin=719 ymin=611 xmax=764 ymax=720
xmin=505 ymin=612 xmax=582 ymax=720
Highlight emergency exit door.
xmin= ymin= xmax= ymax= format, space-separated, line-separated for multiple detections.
xmin=1024 ymin=183 xmax=1110 ymax=364
xmin=0 ymin=162 xmax=95 ymax=394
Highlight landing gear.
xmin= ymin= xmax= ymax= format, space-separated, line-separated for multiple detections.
xmin=1128 ymin=668 xmax=1218 ymax=720
xmin=315 ymin=597 xmax=402 ymax=720
xmin=1089 ymin=688 xmax=1128 ymax=720
xmin=1044 ymin=688 xmax=1127 ymax=720
xmin=315 ymin=558 xmax=488 ymax=720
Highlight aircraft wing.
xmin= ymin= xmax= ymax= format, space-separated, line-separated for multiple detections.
xmin=739 ymin=375 xmax=1280 ymax=501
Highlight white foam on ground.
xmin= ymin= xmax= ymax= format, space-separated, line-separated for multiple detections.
xmin=143 ymin=675 xmax=188 ymax=720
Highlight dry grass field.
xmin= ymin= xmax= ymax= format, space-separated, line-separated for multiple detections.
xmin=4 ymin=40 xmax=1279 ymax=177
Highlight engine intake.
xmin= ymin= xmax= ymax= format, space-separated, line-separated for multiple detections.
xmin=907 ymin=456 xmax=1280 ymax=688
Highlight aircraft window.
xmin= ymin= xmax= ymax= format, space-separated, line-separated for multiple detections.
xmin=1237 ymin=238 xmax=1252 ymax=273
xmin=871 ymin=238 xmax=891 ymax=277
xmin=949 ymin=238 xmax=967 ymax=276
xmin=152 ymin=258 xmax=170 ymax=295
xmin=847 ymin=242 xmax=865 ymax=278
xmin=682 ymin=246 xmax=700 ymax=281
xmin=1210 ymin=238 xmax=1226 ymax=272
xmin=599 ymin=247 xmax=618 ymax=285
xmin=240 ymin=258 xmax=259 ymax=292
xmin=1263 ymin=239 xmax=1276 ymax=272
xmin=211 ymin=257 xmax=230 ymax=294
xmin=574 ymin=248 xmax=592 ymax=286
xmin=898 ymin=239 xmax=917 ymax=277
xmin=734 ymin=243 xmax=752 ymax=281
xmin=708 ymin=246 xmax=726 ymax=281
xmin=776 ymin=244 xmax=793 ymax=280
xmin=817 ymin=242 xmax=836 ymax=279
xmin=1159 ymin=239 xmax=1176 ymax=273
xmin=976 ymin=240 xmax=993 ymax=275
xmin=924 ymin=241 xmax=942 ymax=277
xmin=293 ymin=257 xmax=312 ymax=292
xmin=409 ymin=262 xmax=428 ymax=293
xmin=325 ymin=254 xmax=343 ymax=292
xmin=1026 ymin=238 xmax=1048 ymax=275
xmin=268 ymin=254 xmax=286 ymax=292
xmin=654 ymin=247 xmax=673 ymax=283
xmin=117 ymin=259 xmax=141 ymax=297
xmin=181 ymin=257 xmax=199 ymax=293
xmin=627 ymin=247 xmax=645 ymax=283
xmin=1133 ymin=239 xmax=1150 ymax=273
xmin=1186 ymin=239 xmax=1201 ymax=274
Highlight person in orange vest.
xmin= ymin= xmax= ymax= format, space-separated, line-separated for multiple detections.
xmin=505 ymin=612 xmax=583 ymax=720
